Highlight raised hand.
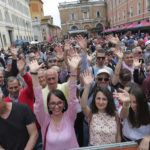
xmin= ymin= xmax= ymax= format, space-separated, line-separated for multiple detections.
xmin=17 ymin=56 xmax=26 ymax=74
xmin=107 ymin=34 xmax=119 ymax=45
xmin=56 ymin=51 xmax=64 ymax=60
xmin=75 ymin=35 xmax=87 ymax=52
xmin=10 ymin=45 xmax=17 ymax=58
xmin=82 ymin=70 xmax=94 ymax=86
xmin=113 ymin=88 xmax=130 ymax=103
xmin=64 ymin=39 xmax=72 ymax=52
xmin=67 ymin=55 xmax=81 ymax=73
xmin=134 ymin=58 xmax=141 ymax=69
xmin=138 ymin=137 xmax=150 ymax=150
xmin=29 ymin=60 xmax=43 ymax=73
xmin=114 ymin=50 xmax=123 ymax=59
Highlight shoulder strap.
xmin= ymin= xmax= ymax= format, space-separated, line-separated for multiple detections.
xmin=43 ymin=122 xmax=50 ymax=150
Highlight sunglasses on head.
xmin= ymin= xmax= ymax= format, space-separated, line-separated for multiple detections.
xmin=97 ymin=77 xmax=109 ymax=82
xmin=97 ymin=57 xmax=105 ymax=60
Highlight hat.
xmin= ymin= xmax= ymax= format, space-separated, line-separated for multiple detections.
xmin=145 ymin=40 xmax=150 ymax=46
xmin=96 ymin=68 xmax=110 ymax=76
xmin=128 ymin=39 xmax=134 ymax=44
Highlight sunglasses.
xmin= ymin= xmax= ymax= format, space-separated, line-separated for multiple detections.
xmin=48 ymin=59 xmax=57 ymax=63
xmin=97 ymin=77 xmax=109 ymax=82
xmin=146 ymin=70 xmax=150 ymax=72
xmin=138 ymin=51 xmax=144 ymax=54
xmin=97 ymin=57 xmax=105 ymax=60
xmin=57 ymin=60 xmax=64 ymax=63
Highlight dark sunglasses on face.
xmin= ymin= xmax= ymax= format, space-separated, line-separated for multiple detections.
xmin=138 ymin=51 xmax=144 ymax=54
xmin=146 ymin=70 xmax=150 ymax=72
xmin=97 ymin=57 xmax=105 ymax=60
xmin=48 ymin=59 xmax=57 ymax=63
xmin=97 ymin=77 xmax=109 ymax=82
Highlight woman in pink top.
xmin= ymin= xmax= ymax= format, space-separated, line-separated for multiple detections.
xmin=29 ymin=55 xmax=80 ymax=150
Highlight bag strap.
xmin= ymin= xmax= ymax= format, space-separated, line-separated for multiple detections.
xmin=43 ymin=122 xmax=50 ymax=150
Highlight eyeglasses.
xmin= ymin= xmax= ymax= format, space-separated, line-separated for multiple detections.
xmin=138 ymin=51 xmax=144 ymax=54
xmin=97 ymin=57 xmax=105 ymax=60
xmin=97 ymin=77 xmax=109 ymax=82
xmin=48 ymin=59 xmax=57 ymax=63
xmin=49 ymin=101 xmax=63 ymax=107
xmin=57 ymin=59 xmax=64 ymax=63
xmin=146 ymin=70 xmax=150 ymax=72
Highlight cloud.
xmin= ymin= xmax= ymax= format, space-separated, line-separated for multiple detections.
xmin=42 ymin=0 xmax=76 ymax=27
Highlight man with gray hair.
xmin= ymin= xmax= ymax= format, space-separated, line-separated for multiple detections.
xmin=132 ymin=46 xmax=143 ymax=60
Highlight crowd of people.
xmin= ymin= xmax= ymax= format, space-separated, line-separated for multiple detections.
xmin=0 ymin=33 xmax=150 ymax=150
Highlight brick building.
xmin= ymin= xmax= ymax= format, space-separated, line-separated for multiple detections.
xmin=58 ymin=0 xmax=107 ymax=38
xmin=107 ymin=0 xmax=150 ymax=28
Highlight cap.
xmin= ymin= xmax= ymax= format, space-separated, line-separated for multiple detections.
xmin=145 ymin=40 xmax=150 ymax=46
xmin=96 ymin=68 xmax=110 ymax=76
xmin=128 ymin=39 xmax=134 ymax=44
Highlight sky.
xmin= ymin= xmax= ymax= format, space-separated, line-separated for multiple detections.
xmin=42 ymin=0 xmax=76 ymax=28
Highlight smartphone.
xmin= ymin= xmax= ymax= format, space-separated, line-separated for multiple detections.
xmin=139 ymin=58 xmax=144 ymax=64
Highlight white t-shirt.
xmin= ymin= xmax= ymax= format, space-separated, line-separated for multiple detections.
xmin=118 ymin=103 xmax=150 ymax=140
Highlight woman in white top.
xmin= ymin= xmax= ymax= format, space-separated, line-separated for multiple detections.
xmin=81 ymin=70 xmax=121 ymax=146
xmin=113 ymin=83 xmax=150 ymax=150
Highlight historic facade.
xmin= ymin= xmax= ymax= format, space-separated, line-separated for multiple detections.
xmin=30 ymin=0 xmax=61 ymax=41
xmin=29 ymin=0 xmax=44 ymax=22
xmin=58 ymin=0 xmax=107 ymax=38
xmin=0 ymin=0 xmax=33 ymax=49
xmin=107 ymin=0 xmax=150 ymax=28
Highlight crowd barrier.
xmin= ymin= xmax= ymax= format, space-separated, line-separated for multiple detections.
xmin=69 ymin=141 xmax=138 ymax=150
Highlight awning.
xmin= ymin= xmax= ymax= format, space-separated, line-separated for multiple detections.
xmin=127 ymin=22 xmax=138 ymax=28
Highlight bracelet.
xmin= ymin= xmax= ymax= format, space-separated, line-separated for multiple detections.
xmin=123 ymin=104 xmax=130 ymax=109
xmin=30 ymin=72 xmax=38 ymax=75
xmin=20 ymin=72 xmax=26 ymax=76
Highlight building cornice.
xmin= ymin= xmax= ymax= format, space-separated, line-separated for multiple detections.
xmin=59 ymin=2 xmax=105 ymax=10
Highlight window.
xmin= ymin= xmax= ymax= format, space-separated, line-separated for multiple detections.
xmin=137 ymin=2 xmax=141 ymax=15
xmin=116 ymin=0 xmax=119 ymax=5
xmin=111 ymin=17 xmax=113 ymax=24
xmin=113 ymin=0 xmax=115 ymax=8
xmin=114 ymin=16 xmax=116 ymax=23
xmin=0 ymin=10 xmax=3 ymax=21
xmin=118 ymin=13 xmax=120 ymax=21
xmin=83 ymin=12 xmax=88 ymax=19
xmin=71 ymin=13 xmax=75 ymax=20
xmin=3 ymin=35 xmax=7 ymax=46
xmin=123 ymin=10 xmax=125 ymax=19
xmin=130 ymin=7 xmax=133 ymax=17
xmin=110 ymin=1 xmax=112 ymax=9
xmin=71 ymin=26 xmax=78 ymax=30
xmin=97 ymin=11 xmax=100 ymax=17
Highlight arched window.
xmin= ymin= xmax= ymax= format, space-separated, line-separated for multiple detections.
xmin=71 ymin=26 xmax=78 ymax=30
xmin=71 ymin=13 xmax=75 ymax=20
xmin=97 ymin=11 xmax=100 ymax=17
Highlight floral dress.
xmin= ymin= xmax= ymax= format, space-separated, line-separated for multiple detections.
xmin=89 ymin=112 xmax=117 ymax=146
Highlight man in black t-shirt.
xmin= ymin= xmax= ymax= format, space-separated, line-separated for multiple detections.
xmin=0 ymin=96 xmax=38 ymax=150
